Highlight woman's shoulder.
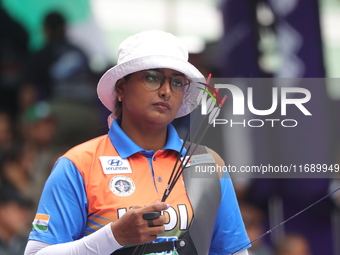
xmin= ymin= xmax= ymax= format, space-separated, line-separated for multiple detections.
xmin=206 ymin=148 xmax=224 ymax=166
xmin=62 ymin=134 xmax=110 ymax=160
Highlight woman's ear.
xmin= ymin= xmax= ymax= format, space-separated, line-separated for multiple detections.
xmin=115 ymin=78 xmax=126 ymax=98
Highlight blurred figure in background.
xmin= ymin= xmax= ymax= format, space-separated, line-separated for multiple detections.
xmin=218 ymin=1 xmax=334 ymax=254
xmin=240 ymin=202 xmax=274 ymax=255
xmin=1 ymin=89 xmax=63 ymax=213
xmin=0 ymin=110 xmax=15 ymax=159
xmin=0 ymin=144 xmax=35 ymax=198
xmin=19 ymin=101 xmax=62 ymax=203
xmin=275 ymin=233 xmax=311 ymax=255
xmin=0 ymin=185 xmax=33 ymax=255
xmin=20 ymin=101 xmax=56 ymax=152
xmin=24 ymin=11 xmax=103 ymax=149
xmin=0 ymin=2 xmax=29 ymax=119
xmin=0 ymin=102 xmax=60 ymax=204
xmin=24 ymin=11 xmax=94 ymax=101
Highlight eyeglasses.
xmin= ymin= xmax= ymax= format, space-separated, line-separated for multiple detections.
xmin=141 ymin=70 xmax=190 ymax=95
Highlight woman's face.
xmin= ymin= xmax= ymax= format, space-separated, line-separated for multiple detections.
xmin=117 ymin=68 xmax=186 ymax=127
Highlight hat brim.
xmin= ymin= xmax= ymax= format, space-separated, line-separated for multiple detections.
xmin=97 ymin=55 xmax=205 ymax=118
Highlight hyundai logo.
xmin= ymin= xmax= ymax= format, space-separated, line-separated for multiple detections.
xmin=108 ymin=159 xmax=123 ymax=166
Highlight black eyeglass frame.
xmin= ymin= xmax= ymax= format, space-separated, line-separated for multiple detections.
xmin=140 ymin=69 xmax=191 ymax=95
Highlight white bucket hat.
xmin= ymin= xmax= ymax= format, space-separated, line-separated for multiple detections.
xmin=97 ymin=30 xmax=205 ymax=118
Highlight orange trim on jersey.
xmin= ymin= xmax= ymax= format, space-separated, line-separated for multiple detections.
xmin=63 ymin=134 xmax=193 ymax=238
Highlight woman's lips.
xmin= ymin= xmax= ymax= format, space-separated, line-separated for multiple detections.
xmin=153 ymin=102 xmax=170 ymax=110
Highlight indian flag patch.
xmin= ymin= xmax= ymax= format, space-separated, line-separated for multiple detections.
xmin=32 ymin=214 xmax=50 ymax=231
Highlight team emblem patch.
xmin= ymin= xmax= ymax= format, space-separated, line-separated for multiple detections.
xmin=110 ymin=175 xmax=136 ymax=197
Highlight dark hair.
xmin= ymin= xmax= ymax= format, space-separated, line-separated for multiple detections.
xmin=114 ymin=74 xmax=131 ymax=118
xmin=43 ymin=11 xmax=66 ymax=40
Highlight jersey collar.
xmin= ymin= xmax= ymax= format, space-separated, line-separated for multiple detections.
xmin=108 ymin=119 xmax=186 ymax=159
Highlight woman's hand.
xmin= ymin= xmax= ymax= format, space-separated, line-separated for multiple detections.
xmin=110 ymin=202 xmax=169 ymax=246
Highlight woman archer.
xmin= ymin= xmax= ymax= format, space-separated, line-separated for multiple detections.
xmin=24 ymin=30 xmax=250 ymax=255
